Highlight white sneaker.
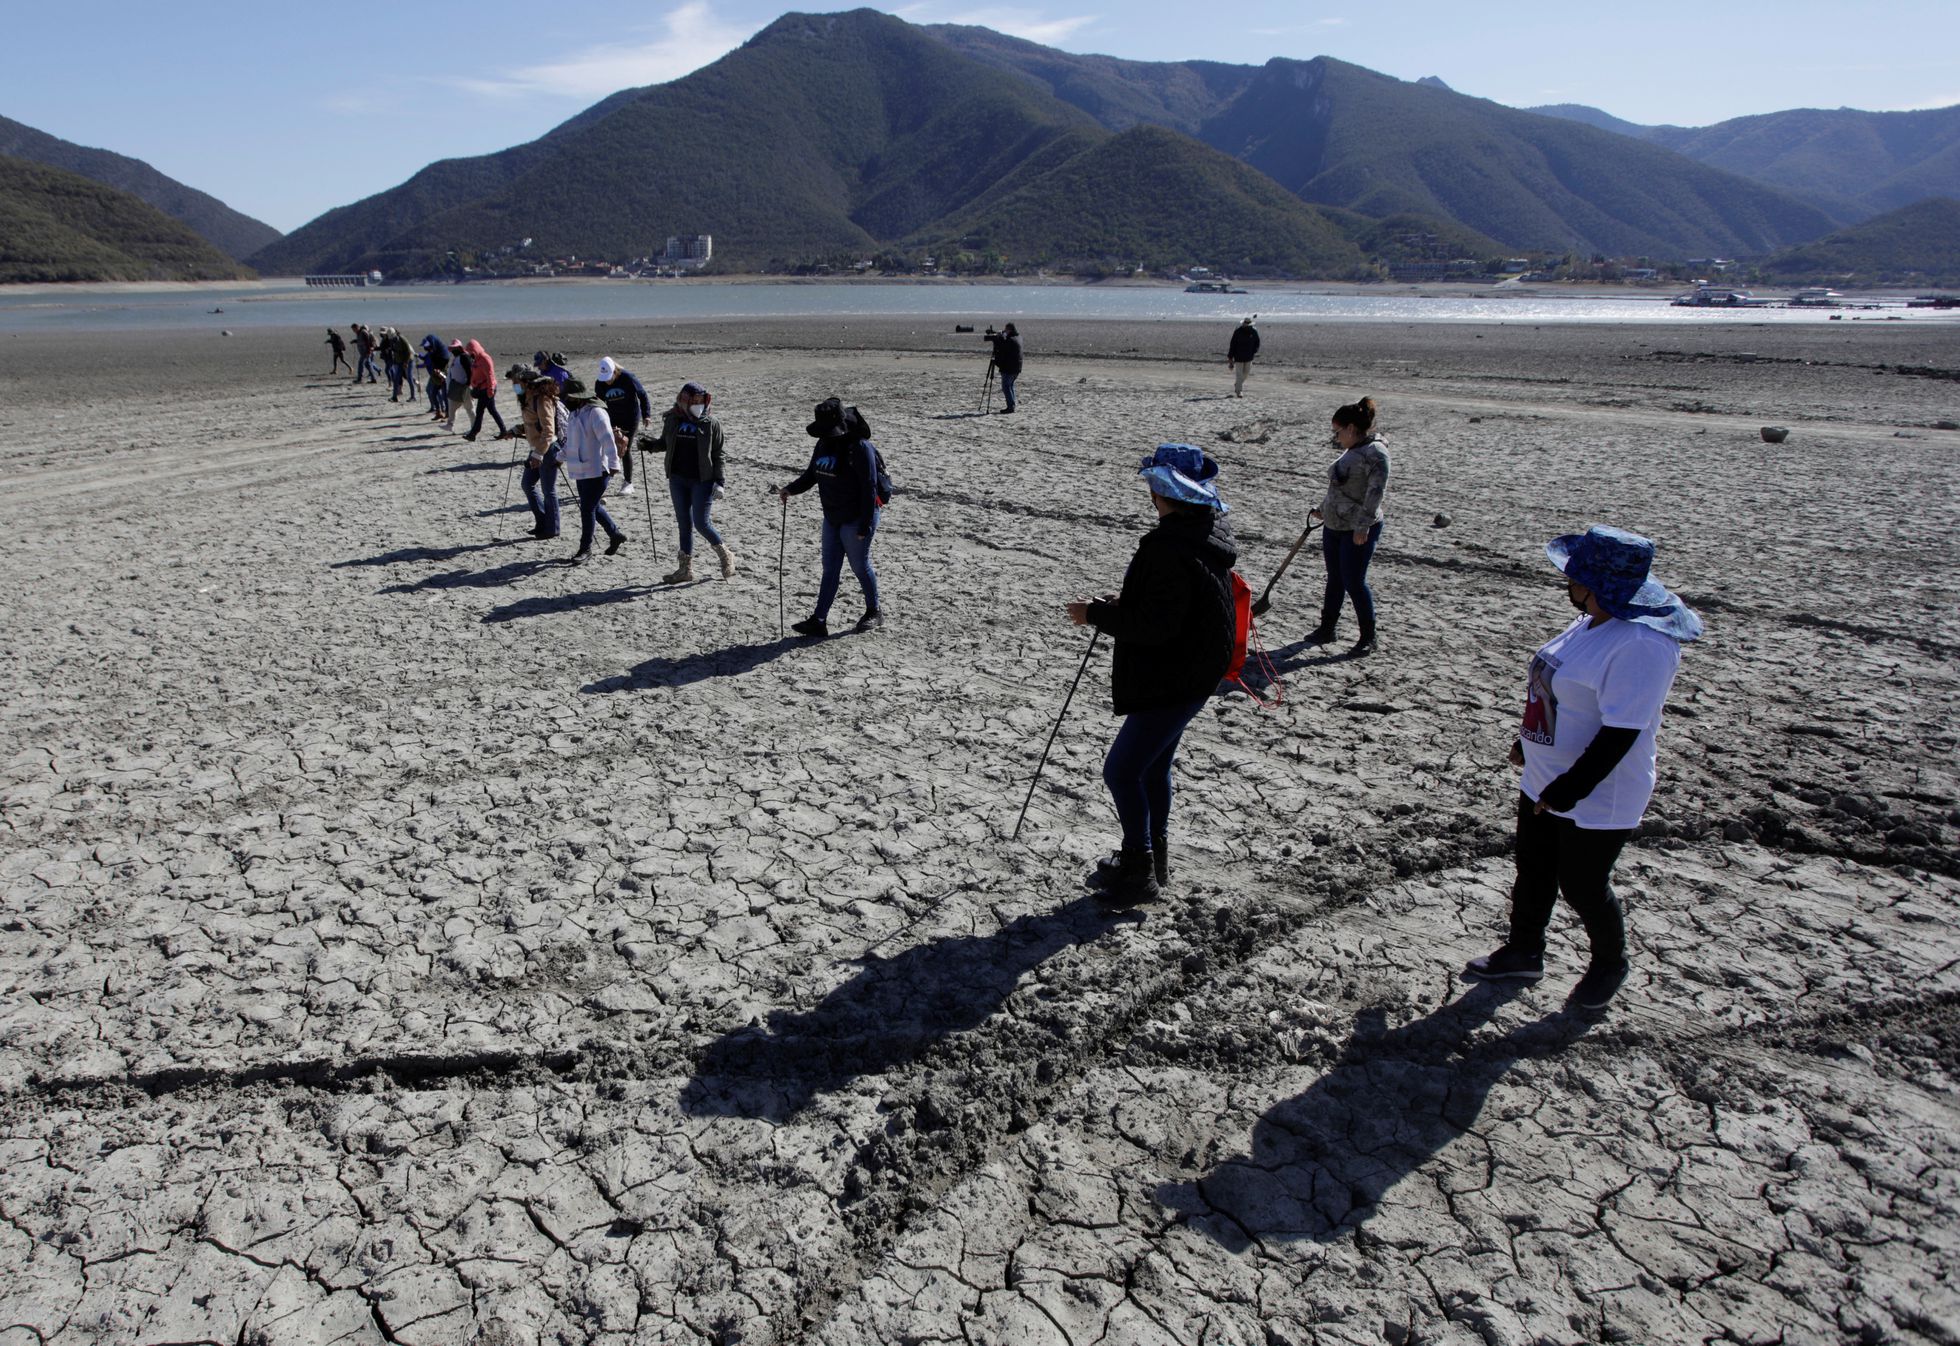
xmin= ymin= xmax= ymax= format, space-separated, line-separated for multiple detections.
xmin=620 ymin=483 xmax=636 ymax=495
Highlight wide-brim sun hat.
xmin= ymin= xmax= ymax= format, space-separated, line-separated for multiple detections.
xmin=1138 ymin=443 xmax=1228 ymax=512
xmin=1547 ymin=524 xmax=1703 ymax=642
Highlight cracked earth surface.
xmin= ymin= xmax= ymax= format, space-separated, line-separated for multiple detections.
xmin=1 ymin=316 xmax=1955 ymax=1344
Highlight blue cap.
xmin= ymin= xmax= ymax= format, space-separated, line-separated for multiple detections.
xmin=1138 ymin=443 xmax=1228 ymax=512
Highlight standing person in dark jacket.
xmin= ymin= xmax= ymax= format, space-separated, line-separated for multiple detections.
xmin=1227 ymin=315 xmax=1260 ymax=397
xmin=326 ymin=329 xmax=350 ymax=374
xmin=650 ymin=380 xmax=734 ymax=583
xmin=419 ymin=335 xmax=450 ymax=420
xmin=778 ymin=396 xmax=885 ymax=637
xmin=352 ymin=325 xmax=379 ymax=383
xmin=1065 ymin=444 xmax=1237 ymax=906
xmin=595 ymin=357 xmax=652 ymax=496
xmin=982 ymin=322 xmax=1023 ymax=414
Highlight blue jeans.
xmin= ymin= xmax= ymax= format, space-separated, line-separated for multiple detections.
xmin=522 ymin=449 xmax=561 ymax=536
xmin=1102 ymin=698 xmax=1207 ymax=850
xmin=1319 ymin=519 xmax=1383 ymax=634
xmin=815 ymin=511 xmax=880 ymax=620
xmin=469 ymin=389 xmax=507 ymax=437
xmin=356 ymin=353 xmax=378 ymax=382
xmin=1000 ymin=368 xmax=1018 ymax=411
xmin=668 ymin=477 xmax=723 ymax=553
xmin=574 ymin=475 xmax=621 ymax=554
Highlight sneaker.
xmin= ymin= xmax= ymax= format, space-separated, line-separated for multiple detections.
xmin=1465 ymin=945 xmax=1544 ymax=982
xmin=605 ymin=533 xmax=627 ymax=556
xmin=619 ymin=482 xmax=635 ymax=495
xmin=791 ymin=617 xmax=829 ymax=639
xmin=854 ymin=610 xmax=884 ymax=633
xmin=1570 ymin=961 xmax=1629 ymax=1009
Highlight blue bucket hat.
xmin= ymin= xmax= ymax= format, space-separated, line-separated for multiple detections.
xmin=1138 ymin=443 xmax=1229 ymax=512
xmin=1547 ymin=525 xmax=1702 ymax=642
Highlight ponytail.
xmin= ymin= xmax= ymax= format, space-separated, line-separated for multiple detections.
xmin=1332 ymin=396 xmax=1378 ymax=436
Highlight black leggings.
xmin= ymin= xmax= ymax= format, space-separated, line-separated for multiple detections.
xmin=1508 ymin=792 xmax=1629 ymax=968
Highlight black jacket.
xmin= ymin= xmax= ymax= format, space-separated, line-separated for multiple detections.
xmin=985 ymin=331 xmax=1023 ymax=375
xmin=1228 ymin=324 xmax=1260 ymax=362
xmin=786 ymin=432 xmax=879 ymax=529
xmin=1087 ymin=510 xmax=1237 ymax=714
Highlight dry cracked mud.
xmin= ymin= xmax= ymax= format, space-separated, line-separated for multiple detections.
xmin=1 ymin=316 xmax=1956 ymax=1345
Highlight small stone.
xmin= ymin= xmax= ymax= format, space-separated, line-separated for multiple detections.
xmin=1760 ymin=426 xmax=1790 ymax=443
xmin=1432 ymin=512 xmax=1452 ymax=527
xmin=1934 ymin=419 xmax=1958 ymax=430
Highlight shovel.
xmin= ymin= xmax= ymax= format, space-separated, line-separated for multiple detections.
xmin=1250 ymin=521 xmax=1321 ymax=619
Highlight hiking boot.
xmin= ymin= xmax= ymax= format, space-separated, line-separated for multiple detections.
xmin=1349 ymin=620 xmax=1377 ymax=658
xmin=1303 ymin=625 xmax=1337 ymax=647
xmin=1465 ymin=944 xmax=1544 ymax=982
xmin=791 ymin=616 xmax=829 ymax=639
xmin=605 ymin=532 xmax=627 ymax=556
xmin=662 ymin=553 xmax=693 ymax=584
xmin=1097 ymin=848 xmax=1159 ymax=908
xmin=565 ymin=550 xmax=590 ymax=566
xmin=713 ymin=543 xmax=737 ymax=579
xmin=1570 ymin=960 xmax=1629 ymax=1009
xmin=854 ymin=609 xmax=883 ymax=633
xmin=1151 ymin=835 xmax=1169 ymax=887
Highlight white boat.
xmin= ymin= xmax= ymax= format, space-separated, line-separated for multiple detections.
xmin=1671 ymin=285 xmax=1768 ymax=308
xmin=1184 ymin=280 xmax=1250 ymax=294
xmin=1789 ymin=287 xmax=1845 ymax=307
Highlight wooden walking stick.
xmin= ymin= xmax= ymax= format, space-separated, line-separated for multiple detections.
xmin=777 ymin=492 xmax=788 ymax=638
xmin=1013 ymin=629 xmax=1101 ymax=841
xmin=1250 ymin=521 xmax=1321 ymax=619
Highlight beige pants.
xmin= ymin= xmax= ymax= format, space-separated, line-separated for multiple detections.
xmin=1232 ymin=360 xmax=1252 ymax=395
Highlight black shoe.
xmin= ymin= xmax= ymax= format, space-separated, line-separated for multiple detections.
xmin=854 ymin=609 xmax=884 ymax=633
xmin=1096 ymin=847 xmax=1159 ymax=908
xmin=1151 ymin=836 xmax=1169 ymax=887
xmin=1092 ymin=844 xmax=1169 ymax=890
xmin=566 ymin=549 xmax=590 ymax=565
xmin=1570 ymin=960 xmax=1629 ymax=1009
xmin=1303 ymin=626 xmax=1337 ymax=647
xmin=462 ymin=432 xmax=478 ymax=442
xmin=605 ymin=533 xmax=627 ymax=556
xmin=1000 ymin=406 xmax=1016 ymax=415
xmin=1465 ymin=944 xmax=1544 ymax=982
xmin=791 ymin=617 xmax=829 ymax=638
xmin=1349 ymin=633 xmax=1377 ymax=658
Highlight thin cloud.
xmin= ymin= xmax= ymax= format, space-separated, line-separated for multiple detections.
xmin=1889 ymin=91 xmax=1960 ymax=111
xmin=946 ymin=8 xmax=1100 ymax=44
xmin=449 ymin=2 xmax=755 ymax=100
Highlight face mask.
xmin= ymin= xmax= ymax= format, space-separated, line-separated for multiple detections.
xmin=687 ymin=402 xmax=707 ymax=419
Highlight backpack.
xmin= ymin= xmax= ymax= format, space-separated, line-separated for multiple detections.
xmin=1224 ymin=570 xmax=1283 ymax=707
xmin=856 ymin=437 xmax=896 ymax=507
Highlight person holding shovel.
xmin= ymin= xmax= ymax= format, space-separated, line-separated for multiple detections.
xmin=1306 ymin=395 xmax=1390 ymax=657
xmin=1065 ymin=444 xmax=1237 ymax=907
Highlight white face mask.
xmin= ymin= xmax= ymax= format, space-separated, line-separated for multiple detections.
xmin=686 ymin=402 xmax=707 ymax=419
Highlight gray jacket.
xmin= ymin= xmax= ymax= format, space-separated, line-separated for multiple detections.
xmin=1318 ymin=435 xmax=1389 ymax=532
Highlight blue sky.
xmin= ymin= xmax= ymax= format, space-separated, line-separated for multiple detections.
xmin=8 ymin=2 xmax=1956 ymax=233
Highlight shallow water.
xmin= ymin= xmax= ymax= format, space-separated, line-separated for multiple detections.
xmin=2 ymin=279 xmax=1954 ymax=333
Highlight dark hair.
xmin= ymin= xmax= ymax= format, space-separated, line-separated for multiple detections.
xmin=1332 ymin=396 xmax=1378 ymax=435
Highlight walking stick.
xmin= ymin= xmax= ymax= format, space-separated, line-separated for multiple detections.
xmin=777 ymin=492 xmax=788 ymax=638
xmin=1013 ymin=629 xmax=1101 ymax=842
xmin=1251 ymin=521 xmax=1322 ymax=619
xmin=640 ymin=464 xmax=660 ymax=564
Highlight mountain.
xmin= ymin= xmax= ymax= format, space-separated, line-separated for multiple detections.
xmin=1758 ymin=197 xmax=1960 ymax=283
xmin=0 ymin=155 xmax=253 ymax=282
xmin=922 ymin=35 xmax=1837 ymax=257
xmin=1526 ymin=102 xmax=1960 ymax=221
xmin=252 ymin=9 xmax=1102 ymax=276
xmin=921 ymin=126 xmax=1375 ymax=276
xmin=0 ymin=113 xmax=280 ymax=260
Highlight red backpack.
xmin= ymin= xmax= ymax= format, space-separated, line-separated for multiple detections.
xmin=1225 ymin=571 xmax=1284 ymax=707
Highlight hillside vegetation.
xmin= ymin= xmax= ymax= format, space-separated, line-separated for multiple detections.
xmin=1759 ymin=197 xmax=1960 ymax=283
xmin=0 ymin=155 xmax=253 ymax=282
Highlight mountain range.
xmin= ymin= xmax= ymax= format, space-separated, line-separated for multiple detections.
xmin=0 ymin=155 xmax=252 ymax=283
xmin=251 ymin=9 xmax=1852 ymax=278
xmin=0 ymin=113 xmax=280 ymax=260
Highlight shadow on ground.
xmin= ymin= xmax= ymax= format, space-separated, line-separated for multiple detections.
xmin=584 ymin=638 xmax=803 ymax=693
xmin=378 ymin=557 xmax=553 ymax=595
xmin=681 ymin=895 xmax=1124 ymax=1122
xmin=482 ymin=581 xmax=653 ymax=621
xmin=332 ymin=540 xmax=515 ymax=569
xmin=1159 ymin=982 xmax=1589 ymax=1248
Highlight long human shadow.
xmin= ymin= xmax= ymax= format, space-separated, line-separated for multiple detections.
xmin=428 ymin=459 xmax=510 ymax=474
xmin=331 ymin=539 xmax=514 ymax=569
xmin=681 ymin=894 xmax=1126 ymax=1123
xmin=379 ymin=557 xmax=553 ymax=595
xmin=482 ymin=582 xmax=655 ymax=622
xmin=928 ymin=410 xmax=993 ymax=421
xmin=1160 ymin=982 xmax=1589 ymax=1249
xmin=583 ymin=637 xmax=802 ymax=694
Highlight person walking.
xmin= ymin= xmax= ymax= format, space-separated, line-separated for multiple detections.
xmin=1227 ymin=315 xmax=1260 ymax=397
xmin=533 ymin=351 xmax=573 ymax=390
xmin=779 ymin=396 xmax=886 ymax=636
xmin=1306 ymin=396 xmax=1390 ymax=657
xmin=1466 ymin=525 xmax=1703 ymax=1009
xmin=556 ymin=382 xmax=629 ymax=562
xmin=461 ymin=339 xmax=509 ymax=441
xmin=380 ymin=329 xmax=407 ymax=401
xmin=514 ymin=369 xmax=562 ymax=540
xmin=326 ymin=328 xmax=350 ymax=374
xmin=419 ymin=334 xmax=450 ymax=420
xmin=445 ymin=341 xmax=472 ymax=432
xmin=983 ymin=322 xmax=1023 ymax=414
xmin=352 ymin=324 xmax=379 ymax=384
xmin=649 ymin=380 xmax=734 ymax=583
xmin=595 ymin=357 xmax=652 ymax=497
xmin=396 ymin=330 xmax=419 ymax=403
xmin=1065 ymin=444 xmax=1237 ymax=907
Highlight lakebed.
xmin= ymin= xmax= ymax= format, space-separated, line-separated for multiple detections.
xmin=0 ymin=315 xmax=1955 ymax=1344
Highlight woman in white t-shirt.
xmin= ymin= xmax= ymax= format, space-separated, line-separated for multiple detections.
xmin=1467 ymin=525 xmax=1702 ymax=1010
